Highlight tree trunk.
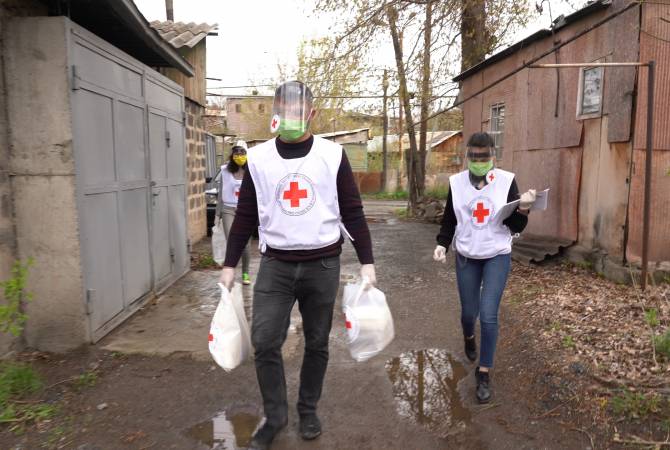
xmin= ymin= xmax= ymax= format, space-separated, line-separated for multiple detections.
xmin=461 ymin=0 xmax=489 ymax=73
xmin=387 ymin=5 xmax=420 ymax=214
xmin=381 ymin=69 xmax=389 ymax=193
xmin=418 ymin=0 xmax=433 ymax=198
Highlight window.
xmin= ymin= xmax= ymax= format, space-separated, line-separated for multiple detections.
xmin=489 ymin=103 xmax=505 ymax=159
xmin=235 ymin=104 xmax=242 ymax=113
xmin=578 ymin=66 xmax=603 ymax=117
xmin=258 ymin=104 xmax=265 ymax=113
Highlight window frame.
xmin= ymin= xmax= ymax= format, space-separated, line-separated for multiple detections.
xmin=489 ymin=102 xmax=505 ymax=160
xmin=576 ymin=65 xmax=604 ymax=120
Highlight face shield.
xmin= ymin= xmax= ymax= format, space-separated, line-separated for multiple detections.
xmin=466 ymin=146 xmax=495 ymax=177
xmin=270 ymin=81 xmax=314 ymax=141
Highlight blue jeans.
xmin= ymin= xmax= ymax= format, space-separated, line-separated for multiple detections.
xmin=455 ymin=252 xmax=511 ymax=368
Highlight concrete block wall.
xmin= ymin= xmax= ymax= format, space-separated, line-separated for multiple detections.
xmin=185 ymin=100 xmax=207 ymax=245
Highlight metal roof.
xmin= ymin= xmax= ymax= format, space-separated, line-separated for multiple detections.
xmin=453 ymin=0 xmax=612 ymax=82
xmin=43 ymin=0 xmax=194 ymax=76
xmin=150 ymin=20 xmax=218 ymax=49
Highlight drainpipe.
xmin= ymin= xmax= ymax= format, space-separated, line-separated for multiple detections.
xmin=641 ymin=61 xmax=655 ymax=290
xmin=165 ymin=0 xmax=174 ymax=21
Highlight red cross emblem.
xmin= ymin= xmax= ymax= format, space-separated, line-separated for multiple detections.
xmin=234 ymin=189 xmax=239 ymax=198
xmin=270 ymin=114 xmax=280 ymax=133
xmin=283 ymin=181 xmax=308 ymax=208
xmin=473 ymin=202 xmax=490 ymax=224
xmin=487 ymin=170 xmax=495 ymax=183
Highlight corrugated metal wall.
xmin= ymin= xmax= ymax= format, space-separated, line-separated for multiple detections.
xmin=627 ymin=1 xmax=670 ymax=263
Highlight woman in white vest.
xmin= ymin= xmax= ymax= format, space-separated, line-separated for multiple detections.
xmin=433 ymin=132 xmax=536 ymax=404
xmin=215 ymin=141 xmax=251 ymax=285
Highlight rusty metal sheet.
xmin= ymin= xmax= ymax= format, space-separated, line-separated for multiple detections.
xmin=511 ymin=146 xmax=582 ymax=241
xmin=625 ymin=148 xmax=670 ymax=263
xmin=604 ymin=5 xmax=640 ymax=143
xmin=634 ymin=2 xmax=670 ymax=150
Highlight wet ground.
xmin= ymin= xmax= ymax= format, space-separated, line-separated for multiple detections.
xmin=2 ymin=201 xmax=595 ymax=449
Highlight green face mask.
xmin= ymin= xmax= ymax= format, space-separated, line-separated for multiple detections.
xmin=468 ymin=160 xmax=493 ymax=177
xmin=278 ymin=119 xmax=308 ymax=142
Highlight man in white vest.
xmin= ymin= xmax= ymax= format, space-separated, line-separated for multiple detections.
xmin=219 ymin=81 xmax=375 ymax=450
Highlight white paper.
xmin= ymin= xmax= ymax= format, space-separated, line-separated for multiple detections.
xmin=493 ymin=199 xmax=520 ymax=223
xmin=531 ymin=188 xmax=550 ymax=211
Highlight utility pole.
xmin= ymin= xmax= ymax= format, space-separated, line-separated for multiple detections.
xmin=165 ymin=0 xmax=174 ymax=21
xmin=381 ymin=69 xmax=389 ymax=193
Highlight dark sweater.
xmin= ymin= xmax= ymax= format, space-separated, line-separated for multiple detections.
xmin=436 ymin=173 xmax=528 ymax=249
xmin=223 ymin=135 xmax=374 ymax=267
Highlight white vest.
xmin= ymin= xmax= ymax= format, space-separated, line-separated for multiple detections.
xmin=247 ymin=137 xmax=346 ymax=252
xmin=449 ymin=168 xmax=515 ymax=259
xmin=220 ymin=164 xmax=243 ymax=208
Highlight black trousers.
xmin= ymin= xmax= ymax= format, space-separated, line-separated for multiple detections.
xmin=251 ymin=255 xmax=341 ymax=426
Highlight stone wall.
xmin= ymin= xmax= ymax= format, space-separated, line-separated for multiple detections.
xmin=185 ymin=99 xmax=207 ymax=245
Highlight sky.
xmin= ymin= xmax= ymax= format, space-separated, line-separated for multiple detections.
xmin=133 ymin=0 xmax=586 ymax=102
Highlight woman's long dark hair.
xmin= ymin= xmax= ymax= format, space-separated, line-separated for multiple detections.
xmin=227 ymin=146 xmax=247 ymax=173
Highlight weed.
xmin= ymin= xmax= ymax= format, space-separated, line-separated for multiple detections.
xmin=645 ymin=308 xmax=660 ymax=328
xmin=653 ymin=328 xmax=670 ymax=359
xmin=0 ymin=363 xmax=42 ymax=405
xmin=562 ymin=335 xmax=575 ymax=349
xmin=610 ymin=390 xmax=662 ymax=420
xmin=394 ymin=208 xmax=408 ymax=218
xmin=0 ymin=258 xmax=34 ymax=336
xmin=74 ymin=370 xmax=97 ymax=389
xmin=549 ymin=321 xmax=562 ymax=332
xmin=362 ymin=190 xmax=409 ymax=200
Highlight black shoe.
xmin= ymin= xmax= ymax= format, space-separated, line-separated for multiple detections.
xmin=464 ymin=335 xmax=477 ymax=362
xmin=299 ymin=414 xmax=322 ymax=440
xmin=249 ymin=421 xmax=286 ymax=450
xmin=475 ymin=367 xmax=491 ymax=404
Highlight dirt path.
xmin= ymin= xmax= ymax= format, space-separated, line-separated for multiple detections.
xmin=1 ymin=201 xmax=595 ymax=449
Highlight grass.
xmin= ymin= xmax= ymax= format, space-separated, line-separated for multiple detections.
xmin=74 ymin=370 xmax=98 ymax=389
xmin=610 ymin=390 xmax=664 ymax=420
xmin=654 ymin=328 xmax=670 ymax=359
xmin=645 ymin=308 xmax=660 ymax=328
xmin=424 ymin=186 xmax=451 ymax=200
xmin=362 ymin=190 xmax=408 ymax=200
xmin=0 ymin=362 xmax=57 ymax=434
xmin=562 ymin=335 xmax=576 ymax=349
xmin=393 ymin=208 xmax=408 ymax=218
xmin=192 ymin=253 xmax=219 ymax=270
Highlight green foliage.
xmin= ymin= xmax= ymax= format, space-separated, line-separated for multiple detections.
xmin=562 ymin=335 xmax=575 ymax=349
xmin=654 ymin=328 xmax=670 ymax=359
xmin=394 ymin=208 xmax=408 ymax=218
xmin=645 ymin=308 xmax=660 ymax=328
xmin=424 ymin=186 xmax=450 ymax=200
xmin=610 ymin=390 xmax=663 ymax=420
xmin=0 ymin=363 xmax=56 ymax=433
xmin=0 ymin=363 xmax=42 ymax=406
xmin=0 ymin=258 xmax=34 ymax=336
xmin=74 ymin=370 xmax=97 ymax=389
xmin=363 ymin=190 xmax=408 ymax=200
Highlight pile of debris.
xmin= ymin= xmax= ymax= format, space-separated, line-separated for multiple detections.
xmin=414 ymin=198 xmax=445 ymax=223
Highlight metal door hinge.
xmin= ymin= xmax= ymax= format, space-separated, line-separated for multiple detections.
xmin=182 ymin=111 xmax=187 ymax=124
xmin=170 ymin=247 xmax=176 ymax=263
xmin=165 ymin=130 xmax=171 ymax=148
xmin=85 ymin=289 xmax=95 ymax=315
xmin=71 ymin=65 xmax=80 ymax=91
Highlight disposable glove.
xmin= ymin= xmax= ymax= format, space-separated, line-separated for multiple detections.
xmin=519 ymin=189 xmax=537 ymax=211
xmin=219 ymin=266 xmax=235 ymax=291
xmin=360 ymin=264 xmax=377 ymax=289
xmin=433 ymin=245 xmax=447 ymax=263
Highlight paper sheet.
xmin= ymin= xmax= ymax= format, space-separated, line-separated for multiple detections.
xmin=531 ymin=188 xmax=550 ymax=211
xmin=493 ymin=199 xmax=520 ymax=223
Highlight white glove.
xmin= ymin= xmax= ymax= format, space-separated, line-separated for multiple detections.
xmin=360 ymin=264 xmax=376 ymax=289
xmin=519 ymin=189 xmax=537 ymax=210
xmin=433 ymin=245 xmax=447 ymax=263
xmin=219 ymin=266 xmax=235 ymax=291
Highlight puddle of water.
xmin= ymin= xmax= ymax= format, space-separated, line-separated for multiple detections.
xmin=186 ymin=404 xmax=262 ymax=449
xmin=385 ymin=348 xmax=470 ymax=438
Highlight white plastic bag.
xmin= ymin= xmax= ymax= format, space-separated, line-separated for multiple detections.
xmin=342 ymin=277 xmax=394 ymax=362
xmin=211 ymin=218 xmax=226 ymax=266
xmin=208 ymin=283 xmax=252 ymax=371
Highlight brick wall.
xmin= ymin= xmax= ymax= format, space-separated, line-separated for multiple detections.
xmin=185 ymin=100 xmax=207 ymax=245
